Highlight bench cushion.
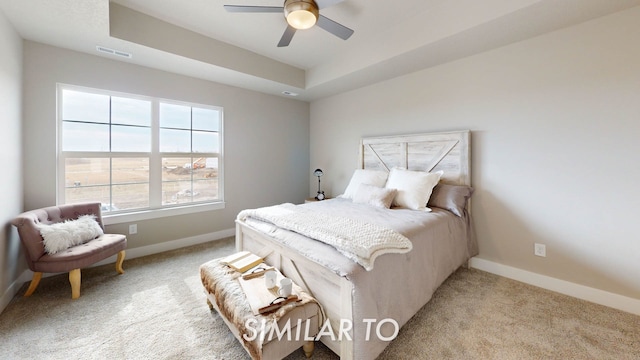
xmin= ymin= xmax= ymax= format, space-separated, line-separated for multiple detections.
xmin=200 ymin=258 xmax=321 ymax=360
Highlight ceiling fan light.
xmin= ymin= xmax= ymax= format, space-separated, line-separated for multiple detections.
xmin=287 ymin=10 xmax=316 ymax=29
xmin=284 ymin=0 xmax=318 ymax=30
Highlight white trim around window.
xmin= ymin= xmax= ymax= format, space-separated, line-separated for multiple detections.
xmin=56 ymin=84 xmax=225 ymax=224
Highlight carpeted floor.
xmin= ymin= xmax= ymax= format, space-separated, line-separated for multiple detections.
xmin=1 ymin=237 xmax=638 ymax=360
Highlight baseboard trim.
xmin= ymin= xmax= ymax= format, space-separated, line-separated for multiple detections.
xmin=0 ymin=270 xmax=33 ymax=314
xmin=469 ymin=257 xmax=640 ymax=316
xmin=11 ymin=236 xmax=635 ymax=318
xmin=1 ymin=228 xmax=234 ymax=314
xmin=93 ymin=228 xmax=235 ymax=267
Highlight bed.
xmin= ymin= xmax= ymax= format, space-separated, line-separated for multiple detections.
xmin=235 ymin=130 xmax=476 ymax=359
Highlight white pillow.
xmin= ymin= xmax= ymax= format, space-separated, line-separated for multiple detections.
xmin=353 ymin=184 xmax=398 ymax=209
xmin=340 ymin=169 xmax=389 ymax=199
xmin=37 ymin=215 xmax=104 ymax=254
xmin=385 ymin=168 xmax=443 ymax=210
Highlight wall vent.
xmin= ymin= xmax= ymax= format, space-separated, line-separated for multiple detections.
xmin=96 ymin=46 xmax=132 ymax=58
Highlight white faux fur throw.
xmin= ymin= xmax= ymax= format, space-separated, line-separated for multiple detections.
xmin=237 ymin=203 xmax=412 ymax=271
xmin=37 ymin=215 xmax=104 ymax=254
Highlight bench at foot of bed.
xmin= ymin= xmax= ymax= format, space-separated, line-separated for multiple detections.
xmin=200 ymin=258 xmax=322 ymax=360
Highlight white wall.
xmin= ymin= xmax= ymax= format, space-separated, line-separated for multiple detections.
xmin=22 ymin=41 xmax=310 ymax=250
xmin=310 ymin=7 xmax=640 ymax=302
xmin=0 ymin=10 xmax=24 ymax=310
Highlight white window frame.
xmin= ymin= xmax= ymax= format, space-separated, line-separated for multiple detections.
xmin=57 ymin=84 xmax=225 ymax=225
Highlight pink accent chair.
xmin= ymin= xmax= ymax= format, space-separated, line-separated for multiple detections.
xmin=11 ymin=203 xmax=127 ymax=299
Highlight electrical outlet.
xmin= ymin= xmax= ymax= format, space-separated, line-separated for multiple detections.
xmin=129 ymin=224 xmax=137 ymax=235
xmin=534 ymin=243 xmax=546 ymax=257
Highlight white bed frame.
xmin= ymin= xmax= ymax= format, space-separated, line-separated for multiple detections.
xmin=235 ymin=130 xmax=470 ymax=359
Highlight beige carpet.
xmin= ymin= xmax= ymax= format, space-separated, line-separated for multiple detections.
xmin=1 ymin=238 xmax=638 ymax=360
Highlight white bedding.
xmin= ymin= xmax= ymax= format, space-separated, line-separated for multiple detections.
xmin=237 ymin=203 xmax=412 ymax=270
xmin=239 ymin=198 xmax=476 ymax=359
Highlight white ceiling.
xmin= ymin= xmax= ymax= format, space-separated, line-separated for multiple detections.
xmin=1 ymin=0 xmax=639 ymax=101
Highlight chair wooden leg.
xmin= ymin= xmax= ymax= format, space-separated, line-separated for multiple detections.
xmin=69 ymin=268 xmax=81 ymax=300
xmin=115 ymin=250 xmax=126 ymax=274
xmin=24 ymin=272 xmax=43 ymax=297
xmin=303 ymin=341 xmax=314 ymax=358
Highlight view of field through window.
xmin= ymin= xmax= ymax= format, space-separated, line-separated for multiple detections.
xmin=60 ymin=87 xmax=222 ymax=213
xmin=64 ymin=157 xmax=219 ymax=210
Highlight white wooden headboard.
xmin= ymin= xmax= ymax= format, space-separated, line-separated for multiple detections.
xmin=359 ymin=130 xmax=471 ymax=186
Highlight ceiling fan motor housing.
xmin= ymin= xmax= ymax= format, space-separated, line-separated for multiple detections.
xmin=284 ymin=0 xmax=319 ymax=29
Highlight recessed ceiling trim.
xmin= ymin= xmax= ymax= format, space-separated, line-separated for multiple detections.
xmin=108 ymin=2 xmax=306 ymax=89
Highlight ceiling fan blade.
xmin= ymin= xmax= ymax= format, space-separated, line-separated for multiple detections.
xmin=315 ymin=0 xmax=345 ymax=9
xmin=317 ymin=15 xmax=354 ymax=40
xmin=277 ymin=25 xmax=297 ymax=47
xmin=223 ymin=5 xmax=283 ymax=13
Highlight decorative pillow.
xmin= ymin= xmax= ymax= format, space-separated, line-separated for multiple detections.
xmin=37 ymin=215 xmax=104 ymax=254
xmin=428 ymin=184 xmax=474 ymax=217
xmin=385 ymin=168 xmax=443 ymax=211
xmin=353 ymin=184 xmax=398 ymax=209
xmin=340 ymin=169 xmax=389 ymax=199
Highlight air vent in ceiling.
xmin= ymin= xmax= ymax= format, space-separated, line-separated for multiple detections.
xmin=96 ymin=46 xmax=132 ymax=58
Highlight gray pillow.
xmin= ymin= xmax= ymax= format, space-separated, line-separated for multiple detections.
xmin=427 ymin=184 xmax=473 ymax=217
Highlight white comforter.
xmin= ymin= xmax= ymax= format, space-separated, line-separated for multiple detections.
xmin=237 ymin=203 xmax=412 ymax=270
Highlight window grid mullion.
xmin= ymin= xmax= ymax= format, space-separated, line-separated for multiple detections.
xmin=190 ymin=107 xmax=194 ymax=202
xmin=109 ymin=97 xmax=113 ymax=207
xmin=149 ymin=99 xmax=162 ymax=208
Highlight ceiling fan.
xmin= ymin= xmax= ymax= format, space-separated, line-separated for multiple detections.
xmin=224 ymin=0 xmax=354 ymax=47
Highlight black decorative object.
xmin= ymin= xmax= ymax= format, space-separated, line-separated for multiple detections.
xmin=313 ymin=168 xmax=325 ymax=200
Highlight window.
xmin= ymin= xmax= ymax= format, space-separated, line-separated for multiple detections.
xmin=58 ymin=85 xmax=223 ymax=222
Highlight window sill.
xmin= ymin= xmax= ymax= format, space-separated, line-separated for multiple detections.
xmin=102 ymin=201 xmax=225 ymax=225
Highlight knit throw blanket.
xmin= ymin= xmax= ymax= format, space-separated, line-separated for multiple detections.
xmin=237 ymin=203 xmax=412 ymax=271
